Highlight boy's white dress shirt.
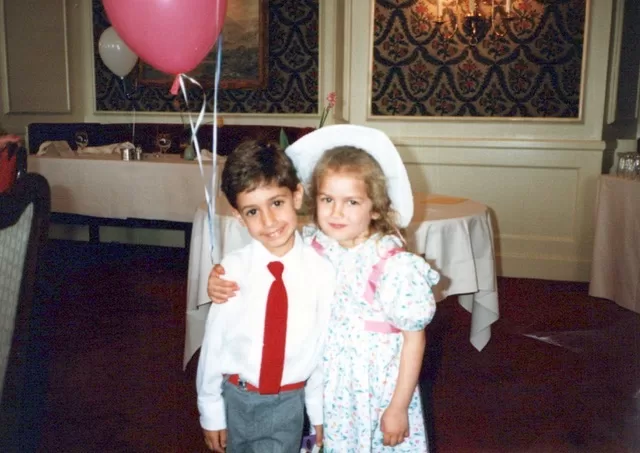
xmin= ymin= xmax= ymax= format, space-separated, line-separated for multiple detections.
xmin=197 ymin=232 xmax=335 ymax=431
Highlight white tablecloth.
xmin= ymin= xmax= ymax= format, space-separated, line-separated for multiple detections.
xmin=28 ymin=154 xmax=223 ymax=222
xmin=184 ymin=194 xmax=500 ymax=367
xmin=589 ymin=175 xmax=640 ymax=314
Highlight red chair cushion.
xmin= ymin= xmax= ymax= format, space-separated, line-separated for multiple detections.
xmin=0 ymin=146 xmax=17 ymax=193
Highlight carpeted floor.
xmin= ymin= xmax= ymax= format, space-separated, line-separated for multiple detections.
xmin=25 ymin=240 xmax=640 ymax=452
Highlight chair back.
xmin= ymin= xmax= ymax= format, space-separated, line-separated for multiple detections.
xmin=0 ymin=143 xmax=26 ymax=193
xmin=0 ymin=172 xmax=50 ymax=450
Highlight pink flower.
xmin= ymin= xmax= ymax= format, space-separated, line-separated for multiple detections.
xmin=326 ymin=92 xmax=337 ymax=108
xmin=319 ymin=92 xmax=337 ymax=128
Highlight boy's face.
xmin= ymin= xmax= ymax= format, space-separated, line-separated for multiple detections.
xmin=232 ymin=182 xmax=303 ymax=257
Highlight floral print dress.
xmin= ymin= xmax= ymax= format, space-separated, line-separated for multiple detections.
xmin=303 ymin=227 xmax=439 ymax=453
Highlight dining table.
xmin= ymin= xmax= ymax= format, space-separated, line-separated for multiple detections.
xmin=589 ymin=175 xmax=640 ymax=314
xmin=184 ymin=193 xmax=500 ymax=368
xmin=27 ymin=152 xmax=225 ymax=245
xmin=27 ymin=153 xmax=222 ymax=222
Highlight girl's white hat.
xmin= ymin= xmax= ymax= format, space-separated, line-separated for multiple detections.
xmin=285 ymin=124 xmax=414 ymax=227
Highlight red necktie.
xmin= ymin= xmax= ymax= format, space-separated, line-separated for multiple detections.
xmin=258 ymin=261 xmax=288 ymax=394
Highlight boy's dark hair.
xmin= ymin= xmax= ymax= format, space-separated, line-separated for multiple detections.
xmin=221 ymin=140 xmax=300 ymax=209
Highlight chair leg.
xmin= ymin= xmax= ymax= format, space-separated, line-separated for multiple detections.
xmin=88 ymin=224 xmax=100 ymax=243
xmin=184 ymin=224 xmax=193 ymax=250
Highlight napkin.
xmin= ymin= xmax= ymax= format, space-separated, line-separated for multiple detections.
xmin=78 ymin=142 xmax=134 ymax=155
xmin=200 ymin=149 xmax=214 ymax=160
xmin=36 ymin=140 xmax=76 ymax=157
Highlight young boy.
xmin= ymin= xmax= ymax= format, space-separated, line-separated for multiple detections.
xmin=196 ymin=141 xmax=335 ymax=453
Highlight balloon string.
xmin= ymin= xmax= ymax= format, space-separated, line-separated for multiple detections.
xmin=177 ymin=73 xmax=216 ymax=260
xmin=132 ymin=105 xmax=136 ymax=145
xmin=210 ymin=36 xmax=223 ymax=264
xmin=120 ymin=76 xmax=137 ymax=145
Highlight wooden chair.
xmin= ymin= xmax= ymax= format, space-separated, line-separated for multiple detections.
xmin=0 ymin=172 xmax=50 ymax=451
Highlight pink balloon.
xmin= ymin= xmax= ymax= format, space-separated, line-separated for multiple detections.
xmin=103 ymin=0 xmax=227 ymax=75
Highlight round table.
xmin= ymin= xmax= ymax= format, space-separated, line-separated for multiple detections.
xmin=184 ymin=193 xmax=499 ymax=368
xmin=589 ymin=175 xmax=640 ymax=314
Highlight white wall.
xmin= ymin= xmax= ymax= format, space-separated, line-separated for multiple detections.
xmin=0 ymin=0 xmax=624 ymax=281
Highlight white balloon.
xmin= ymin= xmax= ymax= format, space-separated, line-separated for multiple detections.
xmin=98 ymin=26 xmax=138 ymax=78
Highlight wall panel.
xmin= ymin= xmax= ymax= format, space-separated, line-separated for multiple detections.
xmin=2 ymin=0 xmax=70 ymax=113
xmin=397 ymin=138 xmax=603 ymax=281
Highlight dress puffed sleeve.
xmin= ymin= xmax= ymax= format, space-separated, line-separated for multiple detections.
xmin=376 ymin=252 xmax=439 ymax=331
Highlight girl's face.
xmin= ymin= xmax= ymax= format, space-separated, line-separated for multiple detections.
xmin=315 ymin=170 xmax=379 ymax=248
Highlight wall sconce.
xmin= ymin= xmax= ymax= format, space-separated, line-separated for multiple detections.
xmin=434 ymin=0 xmax=515 ymax=45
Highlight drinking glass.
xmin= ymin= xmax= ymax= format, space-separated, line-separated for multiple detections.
xmin=615 ymin=152 xmax=627 ymax=177
xmin=154 ymin=133 xmax=172 ymax=157
xmin=633 ymin=153 xmax=640 ymax=180
xmin=616 ymin=152 xmax=638 ymax=179
xmin=623 ymin=153 xmax=638 ymax=179
xmin=74 ymin=130 xmax=89 ymax=151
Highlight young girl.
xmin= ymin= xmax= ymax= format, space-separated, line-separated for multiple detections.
xmin=208 ymin=125 xmax=439 ymax=452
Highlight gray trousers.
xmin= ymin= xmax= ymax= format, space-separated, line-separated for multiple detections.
xmin=223 ymin=380 xmax=305 ymax=453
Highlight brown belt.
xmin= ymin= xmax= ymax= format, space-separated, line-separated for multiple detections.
xmin=227 ymin=374 xmax=305 ymax=394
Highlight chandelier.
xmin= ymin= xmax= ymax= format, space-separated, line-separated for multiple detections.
xmin=433 ymin=0 xmax=516 ymax=45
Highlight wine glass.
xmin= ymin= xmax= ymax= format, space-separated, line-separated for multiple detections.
xmin=155 ymin=133 xmax=172 ymax=157
xmin=74 ymin=130 xmax=89 ymax=151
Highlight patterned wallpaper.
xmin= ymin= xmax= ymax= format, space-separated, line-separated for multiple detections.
xmin=371 ymin=0 xmax=585 ymax=117
xmin=93 ymin=0 xmax=319 ymax=114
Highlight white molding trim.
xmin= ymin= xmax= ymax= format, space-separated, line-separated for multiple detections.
xmin=577 ymin=0 xmax=592 ymax=123
xmin=365 ymin=0 xmax=591 ymax=123
xmin=365 ymin=0 xmax=375 ymax=122
xmin=88 ymin=2 xmax=331 ymax=125
xmin=366 ymin=0 xmax=591 ymax=124
xmin=334 ymin=0 xmax=352 ymax=123
xmin=320 ymin=0 xmax=338 ymax=123
xmin=85 ymin=0 xmax=98 ymax=117
xmin=499 ymin=255 xmax=592 ymax=282
xmin=61 ymin=0 xmax=71 ymax=113
xmin=606 ymin=0 xmax=625 ymax=125
xmin=391 ymin=136 xmax=606 ymax=151
xmin=0 ymin=0 xmax=9 ymax=114
xmin=341 ymin=0 xmax=617 ymax=141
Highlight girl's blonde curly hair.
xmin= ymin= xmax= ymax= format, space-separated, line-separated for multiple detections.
xmin=308 ymin=146 xmax=404 ymax=241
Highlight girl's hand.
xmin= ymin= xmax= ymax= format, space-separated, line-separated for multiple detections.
xmin=380 ymin=404 xmax=409 ymax=447
xmin=313 ymin=424 xmax=324 ymax=447
xmin=207 ymin=264 xmax=239 ymax=303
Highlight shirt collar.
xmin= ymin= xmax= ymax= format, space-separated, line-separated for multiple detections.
xmin=311 ymin=227 xmax=403 ymax=255
xmin=251 ymin=231 xmax=304 ymax=270
xmin=310 ymin=226 xmax=338 ymax=251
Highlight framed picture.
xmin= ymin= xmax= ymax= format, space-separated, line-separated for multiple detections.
xmin=137 ymin=0 xmax=268 ymax=90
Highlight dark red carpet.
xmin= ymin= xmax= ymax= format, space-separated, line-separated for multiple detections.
xmin=29 ymin=240 xmax=639 ymax=452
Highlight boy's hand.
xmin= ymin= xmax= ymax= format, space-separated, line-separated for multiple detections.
xmin=203 ymin=428 xmax=227 ymax=452
xmin=313 ymin=424 xmax=324 ymax=447
xmin=207 ymin=264 xmax=239 ymax=303
xmin=380 ymin=405 xmax=409 ymax=447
